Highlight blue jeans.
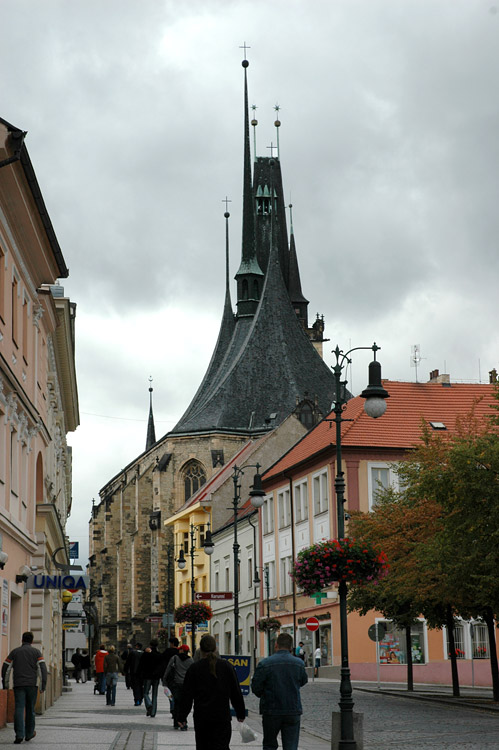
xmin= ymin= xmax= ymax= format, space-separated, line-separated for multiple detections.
xmin=97 ymin=672 xmax=106 ymax=694
xmin=14 ymin=686 xmax=38 ymax=740
xmin=262 ymin=714 xmax=301 ymax=750
xmin=105 ymin=672 xmax=118 ymax=705
xmin=143 ymin=678 xmax=159 ymax=717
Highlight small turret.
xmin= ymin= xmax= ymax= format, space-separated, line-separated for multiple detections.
xmin=146 ymin=377 xmax=156 ymax=451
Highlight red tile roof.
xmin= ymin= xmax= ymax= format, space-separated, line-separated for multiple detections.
xmin=263 ymin=381 xmax=498 ymax=480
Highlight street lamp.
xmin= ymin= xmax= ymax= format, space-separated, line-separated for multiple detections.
xmin=177 ymin=523 xmax=214 ymax=652
xmin=330 ymin=343 xmax=389 ymax=749
xmin=61 ymin=589 xmax=73 ymax=686
xmin=229 ymin=463 xmax=266 ymax=655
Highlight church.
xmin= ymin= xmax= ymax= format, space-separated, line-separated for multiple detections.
xmin=89 ymin=58 xmax=338 ymax=648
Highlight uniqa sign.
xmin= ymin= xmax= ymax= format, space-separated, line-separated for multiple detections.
xmin=26 ymin=574 xmax=89 ymax=591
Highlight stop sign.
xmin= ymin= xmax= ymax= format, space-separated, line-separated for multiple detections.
xmin=305 ymin=617 xmax=320 ymax=632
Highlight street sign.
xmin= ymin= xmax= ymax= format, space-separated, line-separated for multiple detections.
xmin=145 ymin=615 xmax=162 ymax=623
xmin=195 ymin=592 xmax=233 ymax=601
xmin=368 ymin=623 xmax=386 ymax=642
xmin=305 ymin=617 xmax=320 ymax=632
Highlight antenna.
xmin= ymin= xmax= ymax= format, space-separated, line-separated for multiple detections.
xmin=410 ymin=345 xmax=422 ymax=383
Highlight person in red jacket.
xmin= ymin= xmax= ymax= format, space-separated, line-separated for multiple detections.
xmin=94 ymin=645 xmax=108 ymax=695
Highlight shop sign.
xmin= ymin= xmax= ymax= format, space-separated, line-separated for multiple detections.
xmin=221 ymin=655 xmax=251 ymax=695
xmin=26 ymin=574 xmax=89 ymax=591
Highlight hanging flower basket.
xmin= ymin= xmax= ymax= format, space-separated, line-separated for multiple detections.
xmin=257 ymin=617 xmax=281 ymax=633
xmin=174 ymin=601 xmax=213 ymax=625
xmin=291 ymin=538 xmax=389 ymax=596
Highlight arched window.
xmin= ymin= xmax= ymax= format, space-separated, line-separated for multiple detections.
xmin=252 ymin=279 xmax=259 ymax=300
xmin=183 ymin=461 xmax=206 ymax=502
xmin=242 ymin=279 xmax=248 ymax=300
xmin=36 ymin=453 xmax=44 ymax=503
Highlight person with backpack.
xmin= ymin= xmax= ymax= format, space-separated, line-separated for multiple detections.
xmin=163 ymin=644 xmax=193 ymax=730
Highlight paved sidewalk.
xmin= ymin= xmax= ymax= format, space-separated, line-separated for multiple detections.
xmin=0 ymin=680 xmax=330 ymax=749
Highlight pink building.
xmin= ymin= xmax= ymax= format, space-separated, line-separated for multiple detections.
xmin=0 ymin=118 xmax=79 ymax=718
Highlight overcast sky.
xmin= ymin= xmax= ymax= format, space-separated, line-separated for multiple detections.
xmin=2 ymin=0 xmax=498 ymax=565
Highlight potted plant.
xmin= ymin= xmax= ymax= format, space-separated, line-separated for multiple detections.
xmin=257 ymin=617 xmax=281 ymax=633
xmin=291 ymin=537 xmax=388 ymax=596
xmin=174 ymin=601 xmax=213 ymax=626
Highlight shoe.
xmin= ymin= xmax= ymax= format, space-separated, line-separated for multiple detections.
xmin=25 ymin=733 xmax=36 ymax=742
xmin=146 ymin=706 xmax=152 ymax=716
xmin=14 ymin=739 xmax=23 ymax=744
xmin=180 ymin=725 xmax=188 ymax=732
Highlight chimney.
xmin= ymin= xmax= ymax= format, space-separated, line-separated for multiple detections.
xmin=489 ymin=368 xmax=498 ymax=384
xmin=428 ymin=369 xmax=450 ymax=384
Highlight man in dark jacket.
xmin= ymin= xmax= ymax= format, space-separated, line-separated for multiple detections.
xmin=2 ymin=631 xmax=47 ymax=744
xmin=138 ymin=639 xmax=165 ymax=717
xmin=251 ymin=632 xmax=308 ymax=750
xmin=125 ymin=642 xmax=144 ymax=705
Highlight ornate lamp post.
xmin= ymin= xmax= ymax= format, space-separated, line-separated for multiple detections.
xmin=177 ymin=523 xmax=214 ymax=651
xmin=228 ymin=464 xmax=265 ymax=655
xmin=331 ymin=343 xmax=389 ymax=749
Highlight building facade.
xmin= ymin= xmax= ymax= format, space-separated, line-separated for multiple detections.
xmin=0 ymin=118 xmax=79 ymax=718
xmin=260 ymin=374 xmax=498 ymax=685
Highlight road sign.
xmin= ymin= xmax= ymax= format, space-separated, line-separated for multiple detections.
xmin=145 ymin=615 xmax=162 ymax=623
xmin=368 ymin=623 xmax=386 ymax=642
xmin=195 ymin=592 xmax=233 ymax=601
xmin=305 ymin=617 xmax=320 ymax=632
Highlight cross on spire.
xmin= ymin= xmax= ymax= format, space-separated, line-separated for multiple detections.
xmin=222 ymin=196 xmax=232 ymax=213
xmin=267 ymin=142 xmax=277 ymax=157
xmin=239 ymin=41 xmax=251 ymax=59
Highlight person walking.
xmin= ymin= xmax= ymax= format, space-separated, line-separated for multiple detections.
xmin=251 ymin=632 xmax=308 ymax=750
xmin=160 ymin=637 xmax=179 ymax=719
xmin=94 ymin=644 xmax=108 ymax=695
xmin=138 ymin=638 xmax=165 ymax=717
xmin=125 ymin=642 xmax=144 ymax=706
xmin=177 ymin=634 xmax=245 ymax=749
xmin=314 ymin=645 xmax=321 ymax=677
xmin=80 ymin=649 xmax=91 ymax=683
xmin=120 ymin=643 xmax=133 ymax=690
xmin=296 ymin=642 xmax=306 ymax=662
xmin=103 ymin=646 xmax=124 ymax=706
xmin=163 ymin=644 xmax=193 ymax=730
xmin=71 ymin=648 xmax=83 ymax=682
xmin=1 ymin=631 xmax=47 ymax=744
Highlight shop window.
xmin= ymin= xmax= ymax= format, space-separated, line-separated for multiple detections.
xmin=379 ymin=620 xmax=426 ymax=665
xmin=319 ymin=623 xmax=332 ymax=666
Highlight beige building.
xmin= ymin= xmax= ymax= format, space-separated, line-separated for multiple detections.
xmin=0 ymin=118 xmax=79 ymax=716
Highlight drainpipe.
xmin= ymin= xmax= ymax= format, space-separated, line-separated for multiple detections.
xmin=285 ymin=474 xmax=297 ymax=652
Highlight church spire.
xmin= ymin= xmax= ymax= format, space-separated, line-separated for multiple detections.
xmin=146 ymin=377 xmax=156 ymax=451
xmin=235 ymin=56 xmax=263 ymax=317
xmin=287 ymin=203 xmax=309 ymax=328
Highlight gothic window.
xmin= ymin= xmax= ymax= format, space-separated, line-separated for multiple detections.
xmin=253 ymin=279 xmax=259 ymax=300
xmin=242 ymin=279 xmax=248 ymax=300
xmin=299 ymin=402 xmax=313 ymax=429
xmin=183 ymin=460 xmax=206 ymax=502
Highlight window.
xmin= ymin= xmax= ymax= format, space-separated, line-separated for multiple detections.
xmin=214 ymin=566 xmax=220 ymax=592
xmin=247 ymin=548 xmax=253 ymax=588
xmin=313 ymin=470 xmax=328 ymax=515
xmin=265 ymin=561 xmax=276 ymax=598
xmin=379 ymin=620 xmax=426 ymax=665
xmin=183 ymin=532 xmax=189 ymax=553
xmin=472 ymin=623 xmax=489 ymax=659
xmin=368 ymin=463 xmax=399 ymax=509
xmin=22 ymin=295 xmax=29 ymax=363
xmin=278 ymin=489 xmax=291 ymax=529
xmin=280 ymin=556 xmax=292 ymax=595
xmin=294 ymin=479 xmax=308 ymax=522
xmin=183 ymin=461 xmax=206 ymax=502
xmin=262 ymin=497 xmax=274 ymax=535
xmin=446 ymin=623 xmax=465 ymax=659
xmin=224 ymin=556 xmax=230 ymax=590
xmin=12 ymin=275 xmax=19 ymax=346
xmin=0 ymin=246 xmax=5 ymax=321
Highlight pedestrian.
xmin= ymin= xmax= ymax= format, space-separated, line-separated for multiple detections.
xmin=138 ymin=638 xmax=165 ymax=717
xmin=163 ymin=644 xmax=193 ymax=730
xmin=177 ymin=634 xmax=245 ymax=749
xmin=296 ymin=642 xmax=306 ymax=662
xmin=1 ymin=631 xmax=47 ymax=744
xmin=103 ymin=645 xmax=124 ymax=706
xmin=80 ymin=649 xmax=91 ymax=683
xmin=121 ymin=643 xmax=133 ymax=689
xmin=314 ymin=645 xmax=321 ymax=677
xmin=125 ymin=642 xmax=144 ymax=706
xmin=160 ymin=636 xmax=180 ymax=718
xmin=94 ymin=644 xmax=108 ymax=695
xmin=251 ymin=632 xmax=308 ymax=750
xmin=71 ymin=648 xmax=83 ymax=682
